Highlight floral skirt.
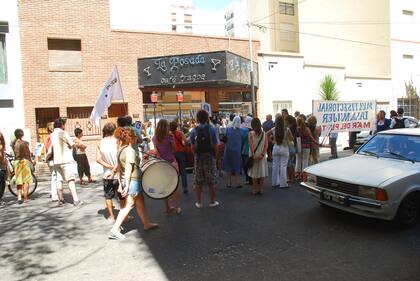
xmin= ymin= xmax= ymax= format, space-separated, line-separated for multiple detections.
xmin=14 ymin=159 xmax=33 ymax=185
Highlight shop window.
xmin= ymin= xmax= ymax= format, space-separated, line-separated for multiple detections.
xmin=279 ymin=2 xmax=295 ymax=16
xmin=48 ymin=38 xmax=82 ymax=71
xmin=0 ymin=32 xmax=8 ymax=84
xmin=273 ymin=101 xmax=292 ymax=115
xmin=171 ymin=13 xmax=177 ymax=22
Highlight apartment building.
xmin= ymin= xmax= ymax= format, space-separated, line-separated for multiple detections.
xmin=390 ymin=0 xmax=420 ymax=117
xmin=0 ymin=0 xmax=25 ymax=147
xmin=258 ymin=0 xmax=397 ymax=119
xmin=223 ymin=1 xmax=248 ymax=38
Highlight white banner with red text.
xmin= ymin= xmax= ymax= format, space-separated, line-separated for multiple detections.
xmin=312 ymin=100 xmax=377 ymax=135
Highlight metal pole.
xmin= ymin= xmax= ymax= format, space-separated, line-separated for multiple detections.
xmin=153 ymin=102 xmax=157 ymax=128
xmin=179 ymin=101 xmax=182 ymax=130
xmin=247 ymin=0 xmax=256 ymax=117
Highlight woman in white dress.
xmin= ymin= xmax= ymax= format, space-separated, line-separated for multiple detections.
xmin=248 ymin=118 xmax=268 ymax=195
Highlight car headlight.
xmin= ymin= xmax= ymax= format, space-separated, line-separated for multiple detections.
xmin=358 ymin=186 xmax=388 ymax=201
xmin=303 ymin=172 xmax=317 ymax=185
xmin=358 ymin=186 xmax=376 ymax=199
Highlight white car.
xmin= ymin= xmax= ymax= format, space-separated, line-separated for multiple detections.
xmin=301 ymin=128 xmax=420 ymax=227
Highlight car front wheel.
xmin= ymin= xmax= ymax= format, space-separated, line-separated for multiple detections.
xmin=394 ymin=193 xmax=420 ymax=228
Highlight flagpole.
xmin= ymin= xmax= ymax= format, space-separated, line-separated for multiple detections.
xmin=115 ymin=65 xmax=128 ymax=116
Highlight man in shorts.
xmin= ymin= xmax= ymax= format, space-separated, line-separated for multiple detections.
xmin=190 ymin=110 xmax=219 ymax=208
xmin=49 ymin=118 xmax=83 ymax=206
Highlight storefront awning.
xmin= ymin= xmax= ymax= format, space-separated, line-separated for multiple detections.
xmin=137 ymin=51 xmax=258 ymax=89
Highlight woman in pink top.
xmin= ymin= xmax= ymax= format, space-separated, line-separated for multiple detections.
xmin=153 ymin=119 xmax=181 ymax=214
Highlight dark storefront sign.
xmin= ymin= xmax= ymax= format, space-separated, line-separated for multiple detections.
xmin=137 ymin=51 xmax=258 ymax=88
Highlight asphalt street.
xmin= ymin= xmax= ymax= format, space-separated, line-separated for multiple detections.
xmin=1 ymin=150 xmax=419 ymax=281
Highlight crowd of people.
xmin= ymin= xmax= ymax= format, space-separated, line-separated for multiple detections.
xmin=0 ymin=105 xmax=414 ymax=239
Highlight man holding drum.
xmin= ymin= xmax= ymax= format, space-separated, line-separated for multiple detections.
xmin=190 ymin=110 xmax=219 ymax=208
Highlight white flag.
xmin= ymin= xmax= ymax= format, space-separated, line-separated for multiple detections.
xmin=90 ymin=66 xmax=124 ymax=127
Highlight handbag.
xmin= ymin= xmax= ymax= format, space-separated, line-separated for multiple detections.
xmin=245 ymin=133 xmax=264 ymax=171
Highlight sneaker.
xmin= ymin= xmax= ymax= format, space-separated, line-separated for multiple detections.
xmin=108 ymin=230 xmax=126 ymax=240
xmin=209 ymin=201 xmax=219 ymax=208
xmin=195 ymin=202 xmax=203 ymax=208
xmin=73 ymin=200 xmax=84 ymax=207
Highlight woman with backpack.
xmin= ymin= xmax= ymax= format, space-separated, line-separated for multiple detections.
xmin=153 ymin=119 xmax=181 ymax=214
xmin=222 ymin=116 xmax=243 ymax=189
xmin=248 ymin=118 xmax=268 ymax=195
xmin=109 ymin=127 xmax=157 ymax=240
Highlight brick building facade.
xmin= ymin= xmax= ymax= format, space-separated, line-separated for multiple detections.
xmin=18 ymin=0 xmax=259 ymax=148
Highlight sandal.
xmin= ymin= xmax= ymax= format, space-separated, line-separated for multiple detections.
xmin=144 ymin=223 xmax=159 ymax=231
xmin=165 ymin=207 xmax=175 ymax=214
xmin=227 ymin=185 xmax=232 ymax=189
xmin=236 ymin=185 xmax=243 ymax=189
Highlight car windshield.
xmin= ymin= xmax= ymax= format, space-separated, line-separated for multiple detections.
xmin=358 ymin=133 xmax=420 ymax=162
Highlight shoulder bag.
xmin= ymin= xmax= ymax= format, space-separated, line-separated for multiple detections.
xmin=244 ymin=132 xmax=264 ymax=171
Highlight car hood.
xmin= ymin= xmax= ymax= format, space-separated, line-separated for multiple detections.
xmin=305 ymin=154 xmax=419 ymax=187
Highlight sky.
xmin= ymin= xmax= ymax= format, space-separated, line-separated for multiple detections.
xmin=192 ymin=0 xmax=234 ymax=11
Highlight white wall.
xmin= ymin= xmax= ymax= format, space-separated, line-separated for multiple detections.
xmin=0 ymin=0 xmax=25 ymax=149
xmin=390 ymin=0 xmax=420 ymax=102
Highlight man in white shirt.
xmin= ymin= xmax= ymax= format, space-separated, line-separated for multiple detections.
xmin=49 ymin=118 xmax=83 ymax=206
xmin=390 ymin=108 xmax=410 ymax=129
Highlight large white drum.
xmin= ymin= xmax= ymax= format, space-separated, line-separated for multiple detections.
xmin=140 ymin=159 xmax=179 ymax=200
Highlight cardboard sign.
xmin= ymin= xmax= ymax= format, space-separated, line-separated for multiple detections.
xmin=312 ymin=100 xmax=377 ymax=134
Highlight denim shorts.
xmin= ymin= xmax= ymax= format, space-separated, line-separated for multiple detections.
xmin=128 ymin=179 xmax=142 ymax=196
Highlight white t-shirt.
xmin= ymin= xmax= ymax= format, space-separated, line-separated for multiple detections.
xmin=99 ymin=136 xmax=118 ymax=179
xmin=50 ymin=128 xmax=75 ymax=165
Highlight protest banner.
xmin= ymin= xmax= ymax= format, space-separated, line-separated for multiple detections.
xmin=312 ymin=100 xmax=377 ymax=134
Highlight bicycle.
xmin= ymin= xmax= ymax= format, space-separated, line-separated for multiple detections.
xmin=5 ymin=153 xmax=38 ymax=197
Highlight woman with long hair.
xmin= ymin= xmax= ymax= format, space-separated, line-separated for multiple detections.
xmin=13 ymin=129 xmax=33 ymax=204
xmin=248 ymin=118 xmax=268 ymax=195
xmin=169 ymin=120 xmax=189 ymax=194
xmin=270 ymin=116 xmax=293 ymax=188
xmin=222 ymin=116 xmax=243 ymax=188
xmin=307 ymin=116 xmax=322 ymax=165
xmin=153 ymin=119 xmax=181 ymax=214
xmin=109 ymin=127 xmax=157 ymax=240
xmin=295 ymin=117 xmax=318 ymax=179
xmin=241 ymin=116 xmax=253 ymax=185
xmin=285 ymin=115 xmax=298 ymax=183
xmin=44 ymin=122 xmax=58 ymax=202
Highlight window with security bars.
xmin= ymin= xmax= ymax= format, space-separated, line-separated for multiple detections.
xmin=0 ymin=33 xmax=7 ymax=84
xmin=398 ymin=97 xmax=419 ymax=119
xmin=279 ymin=2 xmax=295 ymax=16
xmin=273 ymin=101 xmax=292 ymax=115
